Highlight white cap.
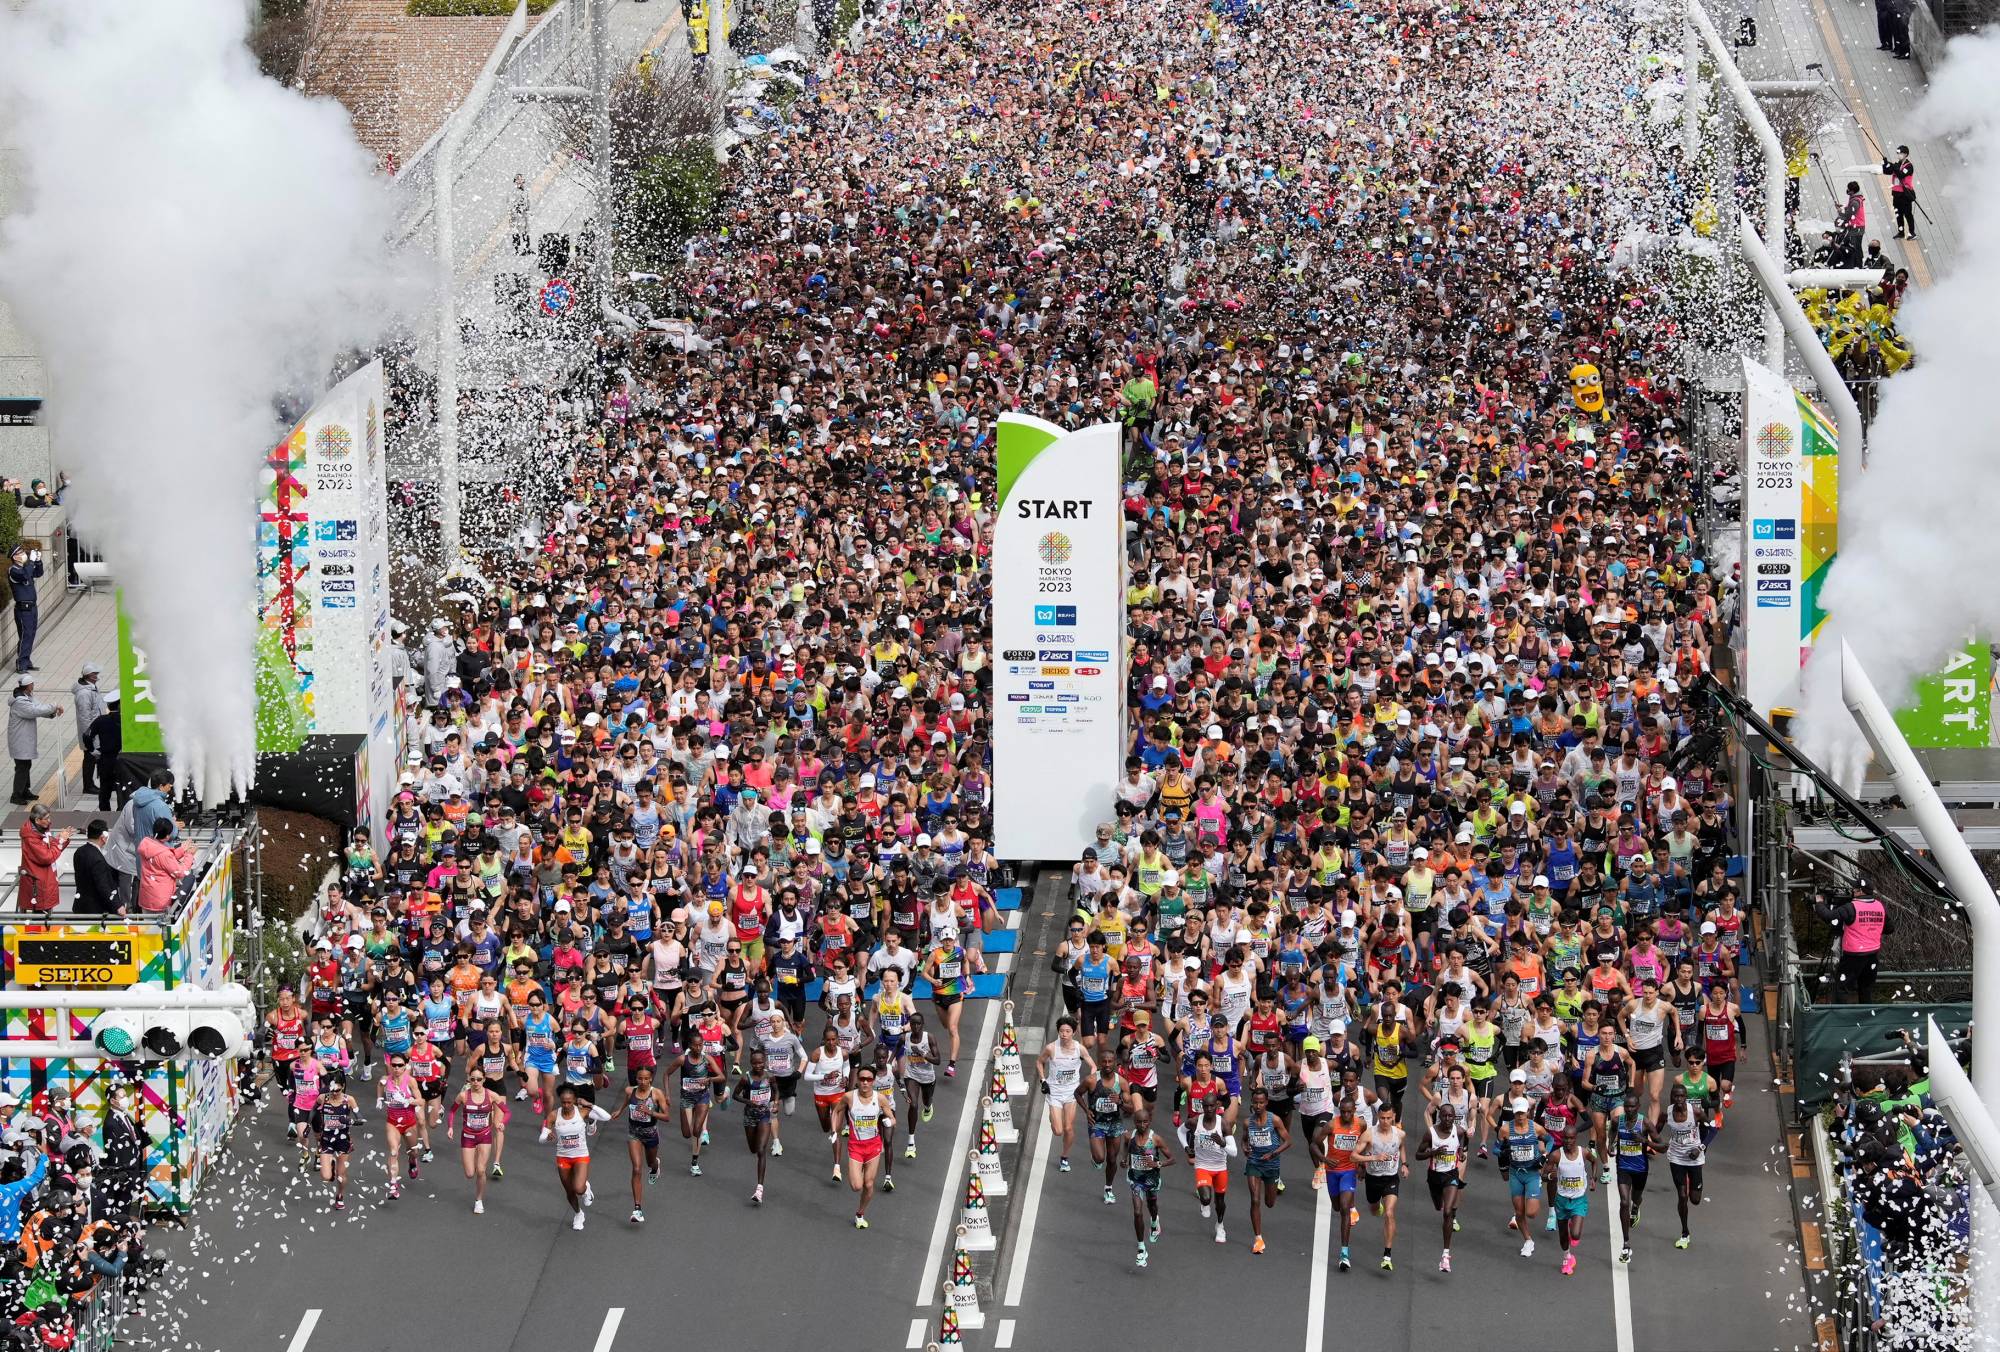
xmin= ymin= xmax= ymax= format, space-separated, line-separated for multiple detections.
xmin=916 ymin=833 xmax=933 ymax=846
xmin=804 ymin=839 xmax=822 ymax=855
xmin=1509 ymin=1069 xmax=1528 ymax=1082
xmin=1206 ymin=724 xmax=1224 ymax=739
xmin=554 ymin=898 xmax=573 ymax=912
xmin=1413 ymin=847 xmax=1428 ymax=860
xmin=714 ymin=746 xmax=731 ymax=759
xmin=1152 ymin=676 xmax=1168 ymax=689
xmin=1533 ymin=874 xmax=1550 ymax=887
xmin=345 ymin=934 xmax=364 ymax=949
xmin=1339 ymin=909 xmax=1358 ymax=927
xmin=1662 ymin=775 xmax=1678 ymax=790
xmin=859 ymin=773 xmax=876 ymax=788
xmin=1700 ymin=920 xmax=1718 ymax=934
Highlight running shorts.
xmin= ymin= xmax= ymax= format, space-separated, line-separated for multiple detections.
xmin=1364 ymin=1173 xmax=1400 ymax=1203
xmin=1194 ymin=1166 xmax=1229 ymax=1194
xmin=1508 ymin=1168 xmax=1544 ymax=1199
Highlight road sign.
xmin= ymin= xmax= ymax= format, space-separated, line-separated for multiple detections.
xmin=9 ymin=933 xmax=139 ymax=987
xmin=538 ymin=278 xmax=574 ymax=315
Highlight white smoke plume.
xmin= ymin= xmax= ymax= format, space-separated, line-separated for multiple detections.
xmin=0 ymin=0 xmax=413 ymax=800
xmin=1796 ymin=30 xmax=2000 ymax=778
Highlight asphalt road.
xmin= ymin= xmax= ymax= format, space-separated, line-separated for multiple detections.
xmin=970 ymin=874 xmax=1815 ymax=1352
xmin=154 ymin=961 xmax=1015 ymax=1352
xmin=141 ymin=872 xmax=1809 ymax=1352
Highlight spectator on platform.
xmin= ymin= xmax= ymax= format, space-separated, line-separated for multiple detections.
xmin=16 ymin=804 xmax=67 ymax=914
xmin=71 ymin=663 xmax=106 ymax=797
xmin=103 ymin=768 xmax=174 ymax=911
xmin=72 ymin=819 xmax=118 ymax=917
xmin=136 ymin=816 xmax=193 ymax=915
xmin=6 ymin=676 xmax=59 ymax=806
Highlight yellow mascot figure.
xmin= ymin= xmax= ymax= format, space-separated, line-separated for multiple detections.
xmin=1570 ymin=362 xmax=1606 ymax=418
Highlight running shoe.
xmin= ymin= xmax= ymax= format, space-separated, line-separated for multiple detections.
xmin=1380 ymin=1254 xmax=1393 ymax=1272
xmin=1675 ymin=1235 xmax=1692 ymax=1250
xmin=784 ymin=1098 xmax=796 ymax=1116
xmin=854 ymin=1215 xmax=869 ymax=1230
xmin=1312 ymin=1165 xmax=1325 ymax=1190
xmin=1619 ymin=1246 xmax=1632 ymax=1264
xmin=573 ymin=1212 xmax=586 ymax=1231
xmin=1136 ymin=1244 xmax=1148 ymax=1268
xmin=831 ymin=1167 xmax=842 ymax=1183
xmin=631 ymin=1208 xmax=645 ymax=1224
xmin=1599 ymin=1166 xmax=1612 ymax=1184
xmin=1275 ymin=1179 xmax=1286 ymax=1195
xmin=752 ymin=1185 xmax=764 ymax=1206
xmin=922 ymin=1106 xmax=935 ymax=1124
xmin=1103 ymin=1186 xmax=1115 ymax=1205
xmin=422 ymin=1148 xmax=434 ymax=1163
xmin=1631 ymin=1205 xmax=1642 ymax=1226
xmin=1439 ymin=1252 xmax=1451 ymax=1273
xmin=1058 ymin=1157 xmax=1071 ymax=1173
xmin=1149 ymin=1218 xmax=1161 ymax=1242
xmin=1451 ymin=1217 xmax=1460 ymax=1233
xmin=1477 ymin=1144 xmax=1488 ymax=1160
xmin=770 ymin=1139 xmax=784 ymax=1157
xmin=1508 ymin=1215 xmax=1518 ymax=1230
xmin=1214 ymin=1224 xmax=1227 ymax=1244
xmin=515 ymin=1088 xmax=528 ymax=1101
xmin=584 ymin=1184 xmax=594 ymax=1205
xmin=1349 ymin=1206 xmax=1360 ymax=1227
xmin=1252 ymin=1235 xmax=1265 ymax=1254
xmin=360 ymin=1063 xmax=373 ymax=1081
xmin=1520 ymin=1239 xmax=1536 ymax=1258
xmin=1560 ymin=1252 xmax=1576 ymax=1275
xmin=1199 ymin=1202 xmax=1212 ymax=1219
xmin=389 ymin=1182 xmax=400 ymax=1199
xmin=905 ymin=1142 xmax=917 ymax=1160
xmin=408 ymin=1161 xmax=420 ymax=1180
xmin=1546 ymin=1212 xmax=1557 ymax=1232
xmin=700 ymin=1129 xmax=711 ymax=1146
xmin=883 ymin=1174 xmax=896 ymax=1192
xmin=648 ymin=1167 xmax=660 ymax=1183
xmin=689 ymin=1162 xmax=702 ymax=1177
xmin=473 ymin=1200 xmax=484 ymax=1215
xmin=946 ymin=1063 xmax=957 ymax=1078
xmin=491 ymin=1165 xmax=504 ymax=1180
xmin=286 ymin=1124 xmax=298 ymax=1140
xmin=1338 ymin=1247 xmax=1350 ymax=1271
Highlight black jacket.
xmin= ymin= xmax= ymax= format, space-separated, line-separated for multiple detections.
xmin=72 ymin=843 xmax=119 ymax=915
xmin=100 ymin=1111 xmax=143 ymax=1177
xmin=6 ymin=558 xmax=39 ymax=612
xmin=87 ymin=710 xmax=121 ymax=769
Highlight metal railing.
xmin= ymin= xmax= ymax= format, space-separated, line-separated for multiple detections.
xmin=389 ymin=0 xmax=586 ymax=248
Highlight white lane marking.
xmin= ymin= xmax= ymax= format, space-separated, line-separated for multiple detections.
xmin=1605 ymin=1178 xmax=1635 ymax=1352
xmin=905 ymin=1316 xmax=928 ymax=1348
xmin=593 ymin=1308 xmax=625 ymax=1352
xmin=285 ymin=1311 xmax=322 ymax=1352
xmin=912 ymin=991 xmax=1006 ymax=1305
xmin=1304 ymin=1182 xmax=1332 ymax=1352
xmin=1001 ymin=1098 xmax=1055 ymax=1306
xmin=996 ymin=1317 xmax=1017 ymax=1348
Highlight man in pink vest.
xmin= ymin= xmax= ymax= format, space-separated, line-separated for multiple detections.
xmin=1815 ymin=887 xmax=1890 ymax=1004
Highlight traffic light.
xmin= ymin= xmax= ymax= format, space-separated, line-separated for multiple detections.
xmin=88 ymin=984 xmax=254 ymax=1062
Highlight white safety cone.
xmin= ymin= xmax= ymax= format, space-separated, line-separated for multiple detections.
xmin=947 ymin=1252 xmax=985 ymax=1330
xmin=973 ymin=1143 xmax=1006 ymax=1197
xmin=985 ymin=1093 xmax=1019 ymax=1146
xmin=960 ymin=1182 xmax=995 ymax=1252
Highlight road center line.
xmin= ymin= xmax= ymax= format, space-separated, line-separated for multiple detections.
xmin=912 ymin=990 xmax=1006 ymax=1305
xmin=1304 ymin=1183 xmax=1332 ymax=1352
xmin=1605 ymin=1181 xmax=1634 ymax=1352
xmin=1001 ymin=1093 xmax=1054 ymax=1306
xmin=285 ymin=1310 xmax=322 ymax=1352
xmin=593 ymin=1308 xmax=625 ymax=1352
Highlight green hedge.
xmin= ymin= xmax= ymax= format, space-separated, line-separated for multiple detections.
xmin=406 ymin=0 xmax=557 ymax=17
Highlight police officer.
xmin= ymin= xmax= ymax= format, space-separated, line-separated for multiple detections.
xmin=7 ymin=542 xmax=43 ymax=673
xmin=1814 ymin=887 xmax=1890 ymax=1004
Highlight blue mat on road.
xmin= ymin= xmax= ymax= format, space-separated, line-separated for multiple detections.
xmin=995 ymin=887 xmax=1023 ymax=911
xmin=981 ymin=929 xmax=1020 ymax=954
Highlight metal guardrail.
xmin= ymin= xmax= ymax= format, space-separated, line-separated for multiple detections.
xmin=389 ymin=0 xmax=585 ymax=248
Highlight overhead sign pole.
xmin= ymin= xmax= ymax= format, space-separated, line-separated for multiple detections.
xmin=991 ymin=415 xmax=1125 ymax=863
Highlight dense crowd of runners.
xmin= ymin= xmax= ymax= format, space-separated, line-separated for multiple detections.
xmin=266 ymin=0 xmax=1750 ymax=1290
